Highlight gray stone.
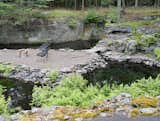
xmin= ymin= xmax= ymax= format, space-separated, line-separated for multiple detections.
xmin=140 ymin=108 xmax=157 ymax=114
xmin=0 ymin=19 xmax=104 ymax=45
xmin=75 ymin=118 xmax=84 ymax=121
xmin=99 ymin=112 xmax=108 ymax=117
xmin=125 ymin=40 xmax=137 ymax=54
xmin=104 ymin=26 xmax=132 ymax=34
xmin=0 ymin=116 xmax=8 ymax=121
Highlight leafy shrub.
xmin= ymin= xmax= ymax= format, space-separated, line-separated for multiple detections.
xmin=0 ymin=3 xmax=46 ymax=26
xmin=132 ymin=31 xmax=157 ymax=47
xmin=105 ymin=10 xmax=117 ymax=23
xmin=68 ymin=19 xmax=78 ymax=29
xmin=110 ymin=75 xmax=160 ymax=98
xmin=154 ymin=48 xmax=160 ymax=59
xmin=154 ymin=31 xmax=160 ymax=38
xmin=33 ymin=0 xmax=48 ymax=6
xmin=132 ymin=30 xmax=143 ymax=41
xmin=141 ymin=35 xmax=157 ymax=46
xmin=48 ymin=70 xmax=59 ymax=83
xmin=84 ymin=9 xmax=106 ymax=26
xmin=32 ymin=74 xmax=160 ymax=107
xmin=32 ymin=74 xmax=106 ymax=107
xmin=101 ymin=0 xmax=113 ymax=7
xmin=0 ymin=85 xmax=10 ymax=115
xmin=0 ymin=64 xmax=13 ymax=75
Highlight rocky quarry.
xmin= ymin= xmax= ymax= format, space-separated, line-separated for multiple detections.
xmin=0 ymin=19 xmax=160 ymax=120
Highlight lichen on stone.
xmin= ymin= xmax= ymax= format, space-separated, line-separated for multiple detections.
xmin=130 ymin=108 xmax=140 ymax=117
xmin=21 ymin=112 xmax=39 ymax=121
xmin=132 ymin=96 xmax=158 ymax=108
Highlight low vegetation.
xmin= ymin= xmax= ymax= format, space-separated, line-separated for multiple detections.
xmin=32 ymin=74 xmax=160 ymax=107
xmin=48 ymin=70 xmax=59 ymax=83
xmin=0 ymin=2 xmax=46 ymax=26
xmin=121 ymin=20 xmax=158 ymax=29
xmin=32 ymin=74 xmax=106 ymax=107
xmin=154 ymin=48 xmax=160 ymax=59
xmin=84 ymin=9 xmax=106 ymax=26
xmin=0 ymin=64 xmax=13 ymax=75
xmin=0 ymin=85 xmax=10 ymax=116
xmin=131 ymin=31 xmax=158 ymax=47
xmin=68 ymin=18 xmax=78 ymax=29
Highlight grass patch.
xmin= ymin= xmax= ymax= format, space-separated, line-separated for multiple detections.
xmin=121 ymin=20 xmax=157 ymax=29
xmin=46 ymin=9 xmax=83 ymax=19
xmin=125 ymin=7 xmax=160 ymax=16
xmin=32 ymin=74 xmax=160 ymax=107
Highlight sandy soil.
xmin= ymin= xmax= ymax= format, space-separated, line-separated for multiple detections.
xmin=0 ymin=49 xmax=96 ymax=70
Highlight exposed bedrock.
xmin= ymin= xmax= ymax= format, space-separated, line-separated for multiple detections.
xmin=0 ymin=19 xmax=104 ymax=49
xmin=0 ymin=25 xmax=160 ymax=110
xmin=0 ymin=25 xmax=160 ymax=84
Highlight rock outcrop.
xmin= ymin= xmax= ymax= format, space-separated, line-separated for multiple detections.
xmin=0 ymin=19 xmax=104 ymax=46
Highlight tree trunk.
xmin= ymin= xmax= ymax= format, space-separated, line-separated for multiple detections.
xmin=95 ymin=0 xmax=98 ymax=8
xmin=122 ymin=0 xmax=125 ymax=8
xmin=74 ymin=0 xmax=77 ymax=10
xmin=158 ymin=0 xmax=160 ymax=7
xmin=82 ymin=0 xmax=84 ymax=10
xmin=135 ymin=0 xmax=138 ymax=7
xmin=117 ymin=0 xmax=122 ymax=22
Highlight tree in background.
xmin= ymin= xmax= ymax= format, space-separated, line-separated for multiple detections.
xmin=117 ymin=0 xmax=121 ymax=22
xmin=135 ymin=0 xmax=138 ymax=7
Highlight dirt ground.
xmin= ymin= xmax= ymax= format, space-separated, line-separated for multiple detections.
xmin=0 ymin=49 xmax=96 ymax=70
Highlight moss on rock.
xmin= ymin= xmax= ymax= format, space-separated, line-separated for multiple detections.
xmin=132 ymin=97 xmax=158 ymax=108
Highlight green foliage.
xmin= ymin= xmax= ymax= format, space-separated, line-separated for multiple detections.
xmin=60 ymin=74 xmax=87 ymax=90
xmin=84 ymin=9 xmax=106 ymax=26
xmin=0 ymin=85 xmax=10 ymax=116
xmin=110 ymin=75 xmax=160 ymax=98
xmin=141 ymin=35 xmax=157 ymax=46
xmin=32 ymin=74 xmax=106 ymax=107
xmin=132 ymin=31 xmax=157 ymax=47
xmin=33 ymin=0 xmax=48 ymax=6
xmin=0 ymin=3 xmax=46 ymax=26
xmin=0 ymin=64 xmax=13 ymax=75
xmin=32 ymin=74 xmax=160 ymax=108
xmin=46 ymin=9 xmax=81 ymax=18
xmin=154 ymin=48 xmax=160 ymax=59
xmin=68 ymin=19 xmax=78 ymax=29
xmin=0 ymin=3 xmax=16 ymax=17
xmin=105 ymin=9 xmax=117 ymax=23
xmin=154 ymin=31 xmax=160 ymax=38
xmin=101 ymin=0 xmax=113 ymax=7
xmin=122 ymin=21 xmax=156 ymax=29
xmin=48 ymin=70 xmax=59 ymax=83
